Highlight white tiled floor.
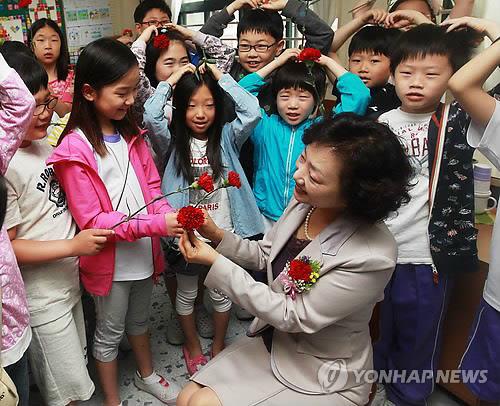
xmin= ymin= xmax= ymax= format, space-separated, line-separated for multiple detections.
xmin=31 ymin=280 xmax=468 ymax=405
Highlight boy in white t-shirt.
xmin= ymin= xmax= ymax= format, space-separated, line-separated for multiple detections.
xmin=448 ymin=17 xmax=500 ymax=403
xmin=4 ymin=55 xmax=113 ymax=405
xmin=374 ymin=19 xmax=479 ymax=406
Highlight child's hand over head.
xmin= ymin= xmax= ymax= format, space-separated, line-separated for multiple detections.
xmin=260 ymin=0 xmax=288 ymax=11
xmin=441 ymin=17 xmax=500 ymax=42
xmin=163 ymin=23 xmax=196 ymax=41
xmin=276 ymin=48 xmax=301 ymax=66
xmin=360 ymin=8 xmax=388 ymax=25
xmin=227 ymin=0 xmax=261 ymax=14
xmin=71 ymin=229 xmax=114 ymax=256
xmin=166 ymin=63 xmax=196 ymax=87
xmin=198 ymin=62 xmax=223 ymax=81
xmin=138 ymin=25 xmax=158 ymax=43
xmin=385 ymin=9 xmax=432 ymax=31
xmin=165 ymin=212 xmax=184 ymax=237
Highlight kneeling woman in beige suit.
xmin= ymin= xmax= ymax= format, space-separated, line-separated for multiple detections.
xmin=177 ymin=114 xmax=412 ymax=406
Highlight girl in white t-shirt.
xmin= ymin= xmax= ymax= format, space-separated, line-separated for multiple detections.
xmin=48 ymin=38 xmax=184 ymax=406
xmin=143 ymin=62 xmax=263 ymax=376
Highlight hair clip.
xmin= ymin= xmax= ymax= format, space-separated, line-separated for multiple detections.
xmin=153 ymin=34 xmax=170 ymax=49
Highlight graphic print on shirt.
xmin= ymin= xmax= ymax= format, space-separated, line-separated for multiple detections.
xmin=190 ymin=138 xmax=233 ymax=232
xmin=36 ymin=166 xmax=68 ymax=213
xmin=392 ymin=121 xmax=429 ymax=176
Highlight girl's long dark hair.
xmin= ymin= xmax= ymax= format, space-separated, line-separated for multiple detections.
xmin=29 ymin=18 xmax=70 ymax=81
xmin=59 ymin=38 xmax=140 ymax=156
xmin=172 ymin=71 xmax=225 ymax=183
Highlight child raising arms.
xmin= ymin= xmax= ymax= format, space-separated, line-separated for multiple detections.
xmin=144 ymin=62 xmax=263 ymax=375
xmin=48 ymin=38 xmax=183 ymax=405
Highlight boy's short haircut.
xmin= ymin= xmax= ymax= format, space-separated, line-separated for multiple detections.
xmin=134 ymin=0 xmax=172 ymax=23
xmin=7 ymin=54 xmax=48 ymax=95
xmin=237 ymin=9 xmax=284 ymax=41
xmin=390 ymin=24 xmax=476 ymax=74
xmin=348 ymin=26 xmax=401 ymax=58
xmin=270 ymin=60 xmax=326 ymax=110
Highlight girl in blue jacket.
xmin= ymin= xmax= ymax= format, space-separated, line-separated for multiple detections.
xmin=239 ymin=48 xmax=370 ymax=227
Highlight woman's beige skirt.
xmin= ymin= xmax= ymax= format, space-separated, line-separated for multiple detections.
xmin=191 ymin=335 xmax=365 ymax=405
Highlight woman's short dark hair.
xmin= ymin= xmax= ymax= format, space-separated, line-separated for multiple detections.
xmin=302 ymin=113 xmax=413 ymax=223
xmin=390 ymin=24 xmax=476 ymax=74
xmin=29 ymin=18 xmax=70 ymax=81
xmin=59 ymin=38 xmax=139 ymax=156
xmin=6 ymin=54 xmax=48 ymax=95
xmin=270 ymin=60 xmax=326 ymax=113
xmin=145 ymin=31 xmax=190 ymax=88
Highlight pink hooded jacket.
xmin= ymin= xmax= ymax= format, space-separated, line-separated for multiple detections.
xmin=0 ymin=55 xmax=35 ymax=366
xmin=47 ymin=129 xmax=174 ymax=296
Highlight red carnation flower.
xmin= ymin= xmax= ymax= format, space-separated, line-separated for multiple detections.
xmin=122 ymin=29 xmax=133 ymax=37
xmin=177 ymin=206 xmax=205 ymax=230
xmin=18 ymin=0 xmax=32 ymax=7
xmin=227 ymin=171 xmax=241 ymax=189
xmin=289 ymin=259 xmax=312 ymax=281
xmin=298 ymin=48 xmax=321 ymax=62
xmin=153 ymin=34 xmax=170 ymax=49
xmin=197 ymin=172 xmax=214 ymax=193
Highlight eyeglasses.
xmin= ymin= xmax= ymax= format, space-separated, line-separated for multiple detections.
xmin=34 ymin=97 xmax=58 ymax=116
xmin=140 ymin=19 xmax=170 ymax=27
xmin=237 ymin=42 xmax=277 ymax=53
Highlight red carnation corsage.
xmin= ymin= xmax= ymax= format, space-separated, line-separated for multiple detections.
xmin=177 ymin=206 xmax=205 ymax=230
xmin=278 ymin=256 xmax=321 ymax=300
xmin=153 ymin=34 xmax=170 ymax=49
xmin=297 ymin=47 xmax=321 ymax=62
xmin=191 ymin=172 xmax=214 ymax=193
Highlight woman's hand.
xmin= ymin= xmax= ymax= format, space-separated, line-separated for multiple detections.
xmin=166 ymin=63 xmax=196 ymax=87
xmin=197 ymin=209 xmax=224 ymax=244
xmin=441 ymin=17 xmax=500 ymax=42
xmin=179 ymin=231 xmax=219 ymax=266
xmin=165 ymin=212 xmax=184 ymax=237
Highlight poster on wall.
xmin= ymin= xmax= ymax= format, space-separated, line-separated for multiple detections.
xmin=29 ymin=0 xmax=62 ymax=25
xmin=0 ymin=15 xmax=28 ymax=43
xmin=63 ymin=0 xmax=112 ymax=63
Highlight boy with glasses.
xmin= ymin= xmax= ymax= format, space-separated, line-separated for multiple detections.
xmin=134 ymin=0 xmax=172 ymax=35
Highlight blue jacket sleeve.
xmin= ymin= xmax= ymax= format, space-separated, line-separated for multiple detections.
xmin=220 ymin=73 xmax=262 ymax=151
xmin=143 ymin=81 xmax=173 ymax=155
xmin=238 ymin=72 xmax=267 ymax=98
xmin=334 ymin=72 xmax=371 ymax=115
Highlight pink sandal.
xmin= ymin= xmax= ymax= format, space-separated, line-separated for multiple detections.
xmin=182 ymin=346 xmax=208 ymax=376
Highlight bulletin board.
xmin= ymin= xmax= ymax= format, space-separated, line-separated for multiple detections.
xmin=63 ymin=0 xmax=112 ymax=64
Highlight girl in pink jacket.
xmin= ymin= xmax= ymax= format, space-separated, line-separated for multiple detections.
xmin=0 ymin=52 xmax=35 ymax=401
xmin=48 ymin=38 xmax=183 ymax=406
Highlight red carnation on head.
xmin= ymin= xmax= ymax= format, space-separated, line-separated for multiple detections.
xmin=227 ymin=171 xmax=241 ymax=189
xmin=153 ymin=34 xmax=170 ymax=49
xmin=289 ymin=259 xmax=313 ymax=281
xmin=297 ymin=48 xmax=321 ymax=62
xmin=177 ymin=206 xmax=205 ymax=230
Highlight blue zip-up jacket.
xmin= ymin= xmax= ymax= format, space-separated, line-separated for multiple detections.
xmin=239 ymin=71 xmax=371 ymax=221
xmin=143 ymin=74 xmax=264 ymax=238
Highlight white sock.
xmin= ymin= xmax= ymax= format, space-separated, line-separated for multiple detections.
xmin=138 ymin=370 xmax=160 ymax=384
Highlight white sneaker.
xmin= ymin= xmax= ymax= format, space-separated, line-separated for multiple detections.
xmin=134 ymin=371 xmax=180 ymax=405
xmin=371 ymin=384 xmax=387 ymax=406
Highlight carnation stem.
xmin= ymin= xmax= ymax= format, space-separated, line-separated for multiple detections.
xmin=111 ymin=186 xmax=192 ymax=229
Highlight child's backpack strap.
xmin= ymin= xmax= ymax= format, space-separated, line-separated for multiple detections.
xmin=428 ymin=103 xmax=450 ymax=224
